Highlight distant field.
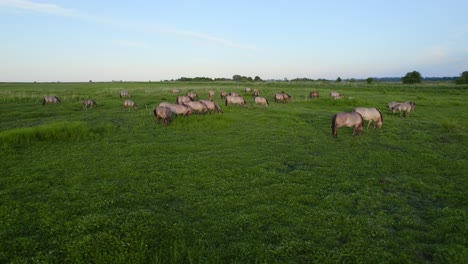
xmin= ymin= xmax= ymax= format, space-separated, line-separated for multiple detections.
xmin=0 ymin=81 xmax=466 ymax=263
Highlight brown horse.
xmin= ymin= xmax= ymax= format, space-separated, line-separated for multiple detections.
xmin=252 ymin=89 xmax=259 ymax=98
xmin=42 ymin=96 xmax=61 ymax=105
xmin=82 ymin=99 xmax=97 ymax=110
xmin=158 ymin=102 xmax=192 ymax=116
xmin=225 ymin=95 xmax=247 ymax=107
xmin=200 ymin=100 xmax=223 ymax=113
xmin=274 ymin=93 xmax=291 ymax=103
xmin=352 ymin=107 xmax=383 ymax=129
xmin=220 ymin=91 xmax=228 ymax=99
xmin=229 ymin=92 xmax=239 ymax=97
xmin=176 ymin=95 xmax=192 ymax=104
xmin=310 ymin=91 xmax=319 ymax=98
xmin=391 ymin=103 xmax=412 ymax=117
xmin=172 ymin=88 xmax=180 ymax=93
xmin=388 ymin=101 xmax=416 ymax=112
xmin=254 ymin=96 xmax=269 ymax=107
xmin=331 ymin=112 xmax=364 ymax=138
xmin=120 ymin=90 xmax=130 ymax=98
xmin=183 ymin=101 xmax=208 ymax=114
xmin=154 ymin=106 xmax=172 ymax=126
xmin=123 ymin=100 xmax=138 ymax=111
xmin=208 ymin=90 xmax=215 ymax=101
xmin=186 ymin=92 xmax=198 ymax=100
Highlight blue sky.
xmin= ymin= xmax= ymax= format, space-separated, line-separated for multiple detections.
xmin=1 ymin=0 xmax=467 ymax=81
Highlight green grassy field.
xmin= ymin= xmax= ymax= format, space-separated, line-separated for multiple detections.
xmin=0 ymin=81 xmax=467 ymax=263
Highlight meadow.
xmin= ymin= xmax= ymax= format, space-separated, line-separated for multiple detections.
xmin=0 ymin=81 xmax=466 ymax=263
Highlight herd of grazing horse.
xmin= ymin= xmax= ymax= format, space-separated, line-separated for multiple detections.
xmin=41 ymin=88 xmax=416 ymax=135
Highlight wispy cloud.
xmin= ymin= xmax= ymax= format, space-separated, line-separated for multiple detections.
xmin=0 ymin=0 xmax=259 ymax=51
xmin=0 ymin=0 xmax=76 ymax=15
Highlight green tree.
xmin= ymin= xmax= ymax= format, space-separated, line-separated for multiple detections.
xmin=366 ymin=77 xmax=374 ymax=84
xmin=455 ymin=71 xmax=468 ymax=84
xmin=402 ymin=71 xmax=422 ymax=84
xmin=254 ymin=76 xmax=263 ymax=82
xmin=336 ymin=77 xmax=342 ymax=83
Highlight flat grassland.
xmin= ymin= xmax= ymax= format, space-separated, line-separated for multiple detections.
xmin=0 ymin=81 xmax=466 ymax=263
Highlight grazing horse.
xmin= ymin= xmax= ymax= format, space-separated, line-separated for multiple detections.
xmin=220 ymin=91 xmax=228 ymax=99
xmin=42 ymin=96 xmax=61 ymax=105
xmin=186 ymin=92 xmax=198 ymax=100
xmin=208 ymin=90 xmax=215 ymax=101
xmin=229 ymin=92 xmax=239 ymax=97
xmin=391 ymin=103 xmax=412 ymax=117
xmin=154 ymin=106 xmax=172 ymax=126
xmin=158 ymin=102 xmax=193 ymax=116
xmin=388 ymin=101 xmax=416 ymax=112
xmin=274 ymin=93 xmax=291 ymax=103
xmin=331 ymin=112 xmax=364 ymax=138
xmin=200 ymin=100 xmax=223 ymax=113
xmin=120 ymin=90 xmax=130 ymax=98
xmin=123 ymin=100 xmax=138 ymax=111
xmin=245 ymin=87 xmax=251 ymax=93
xmin=330 ymin=91 xmax=344 ymax=99
xmin=176 ymin=95 xmax=193 ymax=104
xmin=183 ymin=101 xmax=208 ymax=114
xmin=352 ymin=107 xmax=383 ymax=129
xmin=310 ymin=91 xmax=319 ymax=98
xmin=225 ymin=95 xmax=247 ymax=107
xmin=172 ymin=88 xmax=180 ymax=93
xmin=254 ymin=96 xmax=269 ymax=107
xmin=82 ymin=99 xmax=97 ymax=110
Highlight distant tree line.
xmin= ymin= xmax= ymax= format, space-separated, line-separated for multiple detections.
xmin=175 ymin=75 xmax=263 ymax=82
xmin=171 ymin=72 xmax=465 ymax=83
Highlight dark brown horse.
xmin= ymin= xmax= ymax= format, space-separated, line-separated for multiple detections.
xmin=331 ymin=112 xmax=364 ymax=138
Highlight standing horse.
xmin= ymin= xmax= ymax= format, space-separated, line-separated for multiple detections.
xmin=274 ymin=93 xmax=291 ymax=103
xmin=352 ymin=107 xmax=383 ymax=129
xmin=82 ymin=99 xmax=97 ymax=110
xmin=391 ymin=103 xmax=412 ymax=117
xmin=200 ymin=100 xmax=223 ymax=113
xmin=120 ymin=90 xmax=130 ymax=98
xmin=172 ymin=88 xmax=180 ymax=93
xmin=225 ymin=95 xmax=247 ymax=107
xmin=331 ymin=112 xmax=364 ymax=138
xmin=159 ymin=102 xmax=192 ymax=116
xmin=42 ymin=96 xmax=61 ymax=105
xmin=123 ymin=100 xmax=138 ymax=111
xmin=252 ymin=89 xmax=259 ymax=98
xmin=154 ymin=106 xmax=172 ymax=126
xmin=220 ymin=91 xmax=228 ymax=99
xmin=254 ymin=96 xmax=269 ymax=107
xmin=208 ymin=90 xmax=215 ymax=101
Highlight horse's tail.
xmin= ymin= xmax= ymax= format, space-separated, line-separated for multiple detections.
xmin=42 ymin=97 xmax=45 ymax=105
xmin=266 ymin=98 xmax=269 ymax=106
xmin=358 ymin=113 xmax=364 ymax=128
xmin=331 ymin=114 xmax=337 ymax=136
xmin=377 ymin=108 xmax=383 ymax=123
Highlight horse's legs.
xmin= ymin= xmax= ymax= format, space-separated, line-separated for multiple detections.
xmin=367 ymin=120 xmax=372 ymax=129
